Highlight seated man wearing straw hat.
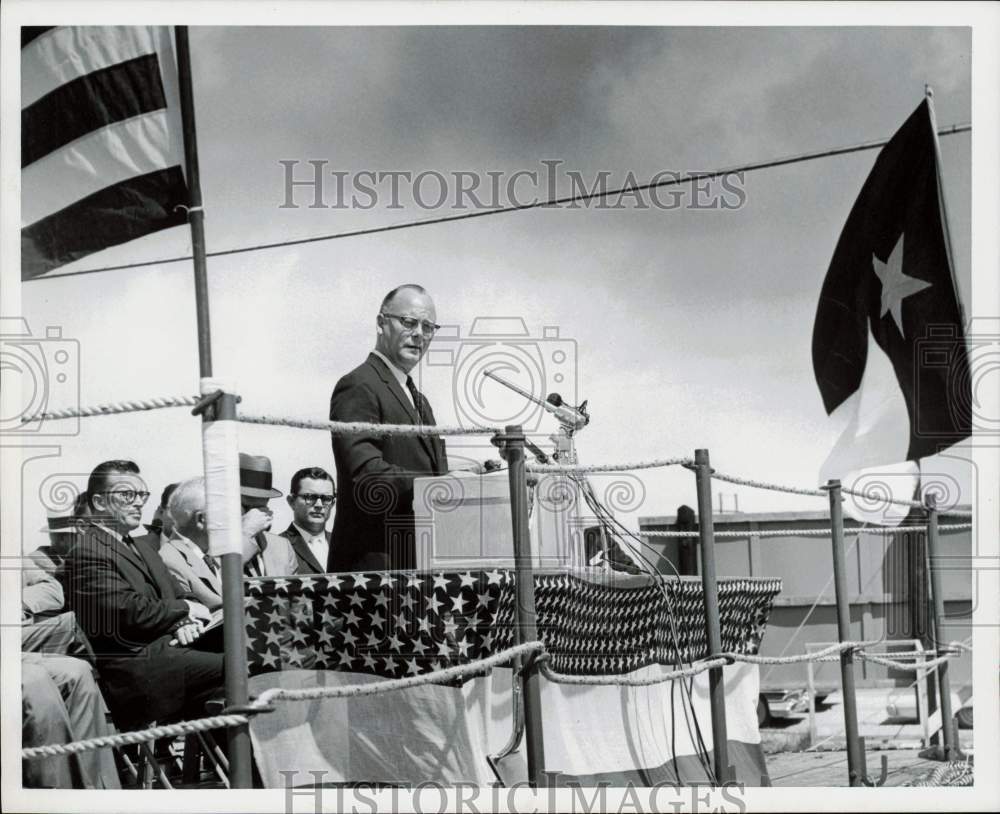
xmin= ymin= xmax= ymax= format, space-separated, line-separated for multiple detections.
xmin=237 ymin=452 xmax=298 ymax=578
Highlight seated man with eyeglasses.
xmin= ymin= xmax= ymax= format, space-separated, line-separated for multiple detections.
xmin=279 ymin=467 xmax=336 ymax=574
xmin=328 ymin=284 xmax=450 ymax=573
xmin=60 ymin=460 xmax=223 ymax=729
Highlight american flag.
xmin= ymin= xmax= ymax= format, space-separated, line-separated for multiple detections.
xmin=245 ymin=570 xmax=514 ymax=679
xmin=244 ymin=570 xmax=782 ymax=679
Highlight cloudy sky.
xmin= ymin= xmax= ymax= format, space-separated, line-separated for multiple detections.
xmin=10 ymin=14 xmax=987 ymax=548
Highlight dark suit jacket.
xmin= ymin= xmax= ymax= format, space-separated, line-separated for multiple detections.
xmin=328 ymin=353 xmax=448 ymax=572
xmin=61 ymin=521 xmax=221 ymax=724
xmin=280 ymin=524 xmax=331 ymax=574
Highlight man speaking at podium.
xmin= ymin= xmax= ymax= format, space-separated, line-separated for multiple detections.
xmin=328 ymin=284 xmax=449 ymax=572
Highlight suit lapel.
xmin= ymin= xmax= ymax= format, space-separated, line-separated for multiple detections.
xmin=367 ymin=354 xmax=438 ymax=465
xmin=174 ymin=541 xmax=221 ymax=598
xmin=284 ymin=525 xmax=322 ymax=573
xmin=89 ymin=523 xmax=160 ymax=593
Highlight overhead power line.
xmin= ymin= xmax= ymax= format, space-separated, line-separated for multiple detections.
xmin=27 ymin=122 xmax=971 ymax=283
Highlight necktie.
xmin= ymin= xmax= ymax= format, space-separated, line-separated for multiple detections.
xmin=121 ymin=534 xmax=139 ymax=557
xmin=204 ymin=554 xmax=219 ymax=575
xmin=406 ymin=376 xmax=427 ymax=423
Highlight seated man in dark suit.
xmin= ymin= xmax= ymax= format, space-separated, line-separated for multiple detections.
xmin=61 ymin=460 xmax=223 ymax=729
xmin=328 ymin=284 xmax=450 ymax=572
xmin=280 ymin=467 xmax=336 ymax=575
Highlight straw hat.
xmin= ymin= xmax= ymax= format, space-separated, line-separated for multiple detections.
xmin=239 ymin=453 xmax=283 ymax=499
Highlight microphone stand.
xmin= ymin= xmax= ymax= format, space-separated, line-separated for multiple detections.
xmin=482 ymin=370 xmax=609 ymax=568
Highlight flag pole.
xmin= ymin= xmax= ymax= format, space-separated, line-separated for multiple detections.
xmin=924 ymin=85 xmax=967 ymax=327
xmin=174 ymin=26 xmax=253 ymax=788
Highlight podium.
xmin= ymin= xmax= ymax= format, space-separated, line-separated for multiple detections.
xmin=413 ymin=470 xmax=590 ymax=571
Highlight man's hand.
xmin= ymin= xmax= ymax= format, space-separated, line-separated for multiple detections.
xmin=171 ymin=621 xmax=205 ymax=647
xmin=184 ymin=600 xmax=213 ymax=625
xmin=241 ymin=508 xmax=272 ymax=538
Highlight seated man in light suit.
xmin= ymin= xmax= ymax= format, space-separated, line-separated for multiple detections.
xmin=161 ymin=472 xmax=297 ymax=610
xmin=159 ymin=478 xmax=229 ymax=610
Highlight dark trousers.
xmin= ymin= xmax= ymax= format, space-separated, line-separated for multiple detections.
xmin=98 ymin=632 xmax=224 ymax=730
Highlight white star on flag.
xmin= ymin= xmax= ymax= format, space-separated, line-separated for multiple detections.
xmin=872 ymin=233 xmax=931 ymax=337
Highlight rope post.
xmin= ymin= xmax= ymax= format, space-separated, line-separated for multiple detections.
xmin=500 ymin=425 xmax=547 ymax=787
xmin=195 ymin=383 xmax=252 ymax=788
xmin=924 ymin=494 xmax=960 ymax=760
xmin=825 ymin=479 xmax=865 ymax=786
xmin=692 ymin=449 xmax=731 ymax=785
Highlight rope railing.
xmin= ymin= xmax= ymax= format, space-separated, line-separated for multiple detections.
xmin=21 ymin=631 xmax=971 ymax=758
xmin=21 ymin=641 xmax=543 ymax=760
xmin=237 ymin=413 xmax=497 ymax=437
xmin=27 ymin=395 xmax=200 ymax=421
xmin=643 ymin=523 xmax=972 ymax=538
xmin=254 ymin=641 xmax=544 ymax=705
xmin=21 ymin=713 xmax=251 ymax=761
xmin=724 ymin=640 xmax=876 ymax=666
xmin=539 ymin=656 xmax=730 ymax=686
xmin=526 ymin=457 xmax=693 ymax=473
xmin=18 ymin=396 xmax=978 ymax=517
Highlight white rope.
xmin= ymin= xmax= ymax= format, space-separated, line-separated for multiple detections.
xmin=725 ymin=640 xmax=877 ymax=666
xmin=538 ymin=656 xmax=729 ymax=686
xmin=238 ymin=413 xmax=496 ymax=437
xmin=26 ymin=395 xmax=200 ymax=422
xmin=709 ymin=470 xmax=827 ymax=498
xmin=253 ymin=641 xmax=544 ymax=705
xmin=642 ymin=523 xmax=972 ymax=538
xmin=526 ymin=457 xmax=693 ymax=474
xmin=858 ymin=652 xmax=953 ymax=672
xmin=23 ymin=642 xmax=543 ymax=760
xmin=21 ymin=713 xmax=249 ymax=760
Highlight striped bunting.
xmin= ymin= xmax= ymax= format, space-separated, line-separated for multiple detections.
xmin=21 ymin=26 xmax=189 ymax=279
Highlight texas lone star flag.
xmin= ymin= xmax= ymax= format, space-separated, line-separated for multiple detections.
xmin=812 ymin=97 xmax=971 ymax=484
xmin=21 ymin=26 xmax=189 ymax=279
